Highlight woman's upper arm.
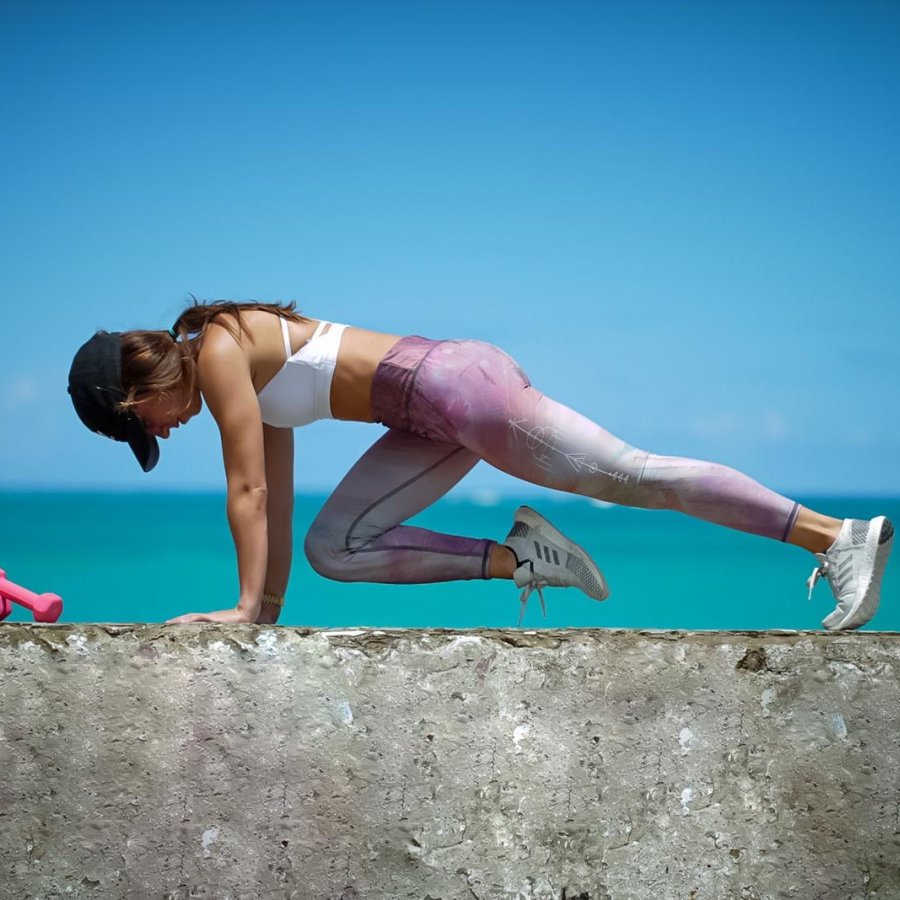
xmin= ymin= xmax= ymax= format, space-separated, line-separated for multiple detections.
xmin=198 ymin=326 xmax=266 ymax=490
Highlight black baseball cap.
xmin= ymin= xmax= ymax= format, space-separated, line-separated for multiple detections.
xmin=67 ymin=331 xmax=160 ymax=472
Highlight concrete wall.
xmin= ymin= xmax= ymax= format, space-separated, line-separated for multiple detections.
xmin=1 ymin=625 xmax=899 ymax=900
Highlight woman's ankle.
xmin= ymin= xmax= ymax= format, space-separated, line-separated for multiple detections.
xmin=787 ymin=507 xmax=843 ymax=555
xmin=489 ymin=544 xmax=518 ymax=579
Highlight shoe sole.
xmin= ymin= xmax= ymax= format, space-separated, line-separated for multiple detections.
xmin=514 ymin=505 xmax=610 ymax=600
xmin=823 ymin=516 xmax=894 ymax=631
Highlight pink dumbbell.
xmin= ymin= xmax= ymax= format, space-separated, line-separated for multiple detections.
xmin=0 ymin=568 xmax=63 ymax=623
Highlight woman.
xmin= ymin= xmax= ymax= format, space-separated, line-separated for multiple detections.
xmin=68 ymin=300 xmax=893 ymax=629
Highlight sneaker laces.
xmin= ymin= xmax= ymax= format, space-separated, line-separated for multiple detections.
xmin=806 ymin=554 xmax=828 ymax=601
xmin=516 ymin=564 xmax=548 ymax=625
xmin=807 ymin=551 xmax=852 ymax=604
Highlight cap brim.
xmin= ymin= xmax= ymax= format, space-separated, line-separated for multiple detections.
xmin=69 ymin=330 xmax=162 ymax=474
xmin=125 ymin=418 xmax=160 ymax=472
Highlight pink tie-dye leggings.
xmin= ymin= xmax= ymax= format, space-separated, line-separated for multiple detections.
xmin=304 ymin=336 xmax=800 ymax=583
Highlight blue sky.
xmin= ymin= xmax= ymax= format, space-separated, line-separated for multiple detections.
xmin=1 ymin=1 xmax=898 ymax=496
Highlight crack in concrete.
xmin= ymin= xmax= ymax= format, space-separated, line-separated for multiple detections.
xmin=178 ymin=841 xmax=186 ymax=889
xmin=399 ymin=780 xmax=408 ymax=820
xmin=427 ymin=834 xmax=468 ymax=854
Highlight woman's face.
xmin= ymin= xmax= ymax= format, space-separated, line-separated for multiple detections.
xmin=133 ymin=385 xmax=202 ymax=439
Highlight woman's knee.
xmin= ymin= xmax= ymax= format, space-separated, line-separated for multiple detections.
xmin=303 ymin=520 xmax=359 ymax=582
xmin=610 ymin=451 xmax=698 ymax=512
xmin=571 ymin=446 xmax=691 ymax=513
xmin=578 ymin=446 xmax=662 ymax=506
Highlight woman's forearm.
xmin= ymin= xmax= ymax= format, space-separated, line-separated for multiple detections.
xmin=226 ymin=484 xmax=269 ymax=620
xmin=257 ymin=504 xmax=293 ymax=624
xmin=265 ymin=507 xmax=293 ymax=597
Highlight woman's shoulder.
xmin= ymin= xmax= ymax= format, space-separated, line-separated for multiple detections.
xmin=197 ymin=308 xmax=311 ymax=384
xmin=196 ymin=322 xmax=251 ymax=370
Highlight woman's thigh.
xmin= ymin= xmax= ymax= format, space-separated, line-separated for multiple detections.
xmin=403 ymin=340 xmax=649 ymax=502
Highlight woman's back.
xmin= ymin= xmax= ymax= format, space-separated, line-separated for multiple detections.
xmin=207 ymin=307 xmax=401 ymax=423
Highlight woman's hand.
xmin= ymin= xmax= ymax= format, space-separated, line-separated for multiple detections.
xmin=166 ymin=607 xmax=255 ymax=625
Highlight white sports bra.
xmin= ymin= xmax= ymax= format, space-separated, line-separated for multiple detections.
xmin=257 ymin=317 xmax=348 ymax=427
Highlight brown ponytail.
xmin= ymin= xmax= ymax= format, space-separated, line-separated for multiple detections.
xmin=117 ymin=299 xmax=306 ymax=414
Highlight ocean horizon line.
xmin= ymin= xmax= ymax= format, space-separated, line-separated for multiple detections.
xmin=2 ymin=485 xmax=899 ymax=502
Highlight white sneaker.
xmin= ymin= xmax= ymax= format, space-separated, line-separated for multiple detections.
xmin=503 ymin=505 xmax=609 ymax=624
xmin=807 ymin=516 xmax=894 ymax=631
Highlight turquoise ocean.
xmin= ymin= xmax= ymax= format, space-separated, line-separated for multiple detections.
xmin=1 ymin=492 xmax=898 ymax=631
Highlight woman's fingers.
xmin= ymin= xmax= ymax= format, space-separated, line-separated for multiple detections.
xmin=166 ymin=613 xmax=211 ymax=624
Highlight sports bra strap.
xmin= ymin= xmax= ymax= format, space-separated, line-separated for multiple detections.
xmin=277 ymin=316 xmax=333 ymax=362
xmin=279 ymin=317 xmax=292 ymax=359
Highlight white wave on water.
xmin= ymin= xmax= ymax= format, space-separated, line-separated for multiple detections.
xmin=469 ymin=489 xmax=502 ymax=507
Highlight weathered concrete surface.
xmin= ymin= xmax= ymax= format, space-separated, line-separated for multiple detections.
xmin=1 ymin=626 xmax=899 ymax=900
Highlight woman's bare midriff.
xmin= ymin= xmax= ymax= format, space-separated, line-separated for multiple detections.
xmin=330 ymin=326 xmax=402 ymax=422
